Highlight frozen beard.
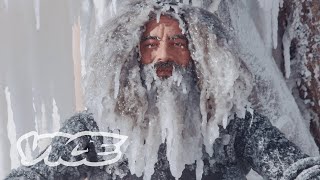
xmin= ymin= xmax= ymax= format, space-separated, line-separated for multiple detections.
xmin=112 ymin=59 xmax=204 ymax=179
xmin=139 ymin=61 xmax=203 ymax=179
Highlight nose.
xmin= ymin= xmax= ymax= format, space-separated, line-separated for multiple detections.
xmin=155 ymin=42 xmax=172 ymax=63
xmin=154 ymin=42 xmax=174 ymax=78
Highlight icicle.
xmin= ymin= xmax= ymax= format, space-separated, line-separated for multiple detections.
xmin=196 ymin=159 xmax=204 ymax=180
xmin=24 ymin=139 xmax=32 ymax=163
xmin=222 ymin=113 xmax=228 ymax=129
xmin=93 ymin=0 xmax=107 ymax=27
xmin=271 ymin=0 xmax=280 ymax=49
xmin=51 ymin=98 xmax=60 ymax=132
xmin=38 ymin=103 xmax=50 ymax=151
xmin=113 ymin=65 xmax=121 ymax=99
xmin=257 ymin=0 xmax=280 ymax=48
xmin=112 ymin=0 xmax=117 ymax=15
xmin=80 ymin=0 xmax=90 ymax=78
xmin=41 ymin=103 xmax=47 ymax=132
xmin=156 ymin=11 xmax=161 ymax=23
xmin=32 ymin=97 xmax=39 ymax=132
xmin=33 ymin=0 xmax=40 ymax=30
xmin=282 ymin=28 xmax=292 ymax=79
xmin=5 ymin=87 xmax=20 ymax=169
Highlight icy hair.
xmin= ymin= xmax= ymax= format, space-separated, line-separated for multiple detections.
xmin=84 ymin=0 xmax=253 ymax=157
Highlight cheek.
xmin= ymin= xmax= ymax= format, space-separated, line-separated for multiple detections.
xmin=140 ymin=48 xmax=153 ymax=64
xmin=175 ymin=51 xmax=191 ymax=66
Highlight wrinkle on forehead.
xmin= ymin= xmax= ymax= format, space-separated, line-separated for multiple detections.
xmin=143 ymin=15 xmax=184 ymax=39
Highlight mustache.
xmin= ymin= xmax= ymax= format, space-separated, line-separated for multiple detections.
xmin=154 ymin=61 xmax=178 ymax=69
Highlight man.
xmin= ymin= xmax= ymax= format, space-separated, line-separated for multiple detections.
xmin=6 ymin=0 xmax=320 ymax=180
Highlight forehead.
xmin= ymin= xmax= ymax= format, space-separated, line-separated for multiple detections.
xmin=143 ymin=15 xmax=183 ymax=36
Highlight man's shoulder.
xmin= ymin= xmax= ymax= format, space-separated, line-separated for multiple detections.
xmin=59 ymin=111 xmax=100 ymax=134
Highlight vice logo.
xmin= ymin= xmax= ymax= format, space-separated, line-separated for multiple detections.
xmin=17 ymin=131 xmax=128 ymax=167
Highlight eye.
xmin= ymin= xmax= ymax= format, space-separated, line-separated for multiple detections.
xmin=146 ymin=43 xmax=157 ymax=48
xmin=174 ymin=42 xmax=186 ymax=48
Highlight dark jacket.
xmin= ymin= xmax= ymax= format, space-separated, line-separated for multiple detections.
xmin=5 ymin=112 xmax=320 ymax=180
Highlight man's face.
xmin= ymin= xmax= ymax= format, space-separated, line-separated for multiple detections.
xmin=140 ymin=15 xmax=191 ymax=78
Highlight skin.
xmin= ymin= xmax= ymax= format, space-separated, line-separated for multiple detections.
xmin=140 ymin=15 xmax=191 ymax=78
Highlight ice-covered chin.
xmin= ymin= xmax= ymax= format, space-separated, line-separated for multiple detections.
xmin=140 ymin=62 xmax=204 ymax=179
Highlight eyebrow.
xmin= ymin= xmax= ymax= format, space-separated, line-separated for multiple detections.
xmin=168 ymin=34 xmax=187 ymax=41
xmin=140 ymin=35 xmax=161 ymax=42
xmin=141 ymin=34 xmax=187 ymax=42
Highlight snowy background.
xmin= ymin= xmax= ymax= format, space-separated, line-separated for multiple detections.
xmin=0 ymin=0 xmax=318 ymax=179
